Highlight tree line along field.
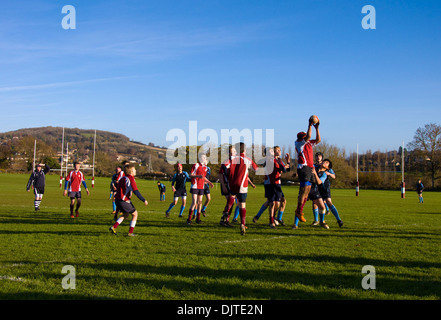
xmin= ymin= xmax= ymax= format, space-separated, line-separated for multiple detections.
xmin=0 ymin=173 xmax=440 ymax=300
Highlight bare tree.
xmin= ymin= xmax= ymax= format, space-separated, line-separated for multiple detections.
xmin=407 ymin=123 xmax=441 ymax=188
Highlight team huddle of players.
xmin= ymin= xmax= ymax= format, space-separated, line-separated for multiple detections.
xmin=26 ymin=118 xmax=344 ymax=236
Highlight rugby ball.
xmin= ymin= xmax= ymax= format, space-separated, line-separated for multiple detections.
xmin=309 ymin=115 xmax=319 ymax=124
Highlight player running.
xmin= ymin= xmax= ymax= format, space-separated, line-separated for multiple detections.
xmin=109 ymin=164 xmax=148 ymax=237
xmin=26 ymin=163 xmax=50 ymax=212
xmin=110 ymin=166 xmax=125 ymax=219
xmin=63 ymin=162 xmax=90 ymax=218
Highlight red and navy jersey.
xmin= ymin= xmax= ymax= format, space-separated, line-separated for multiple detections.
xmin=295 ymin=139 xmax=317 ymax=168
xmin=190 ymin=162 xmax=208 ymax=189
xmin=264 ymin=157 xmax=287 ymax=185
xmin=224 ymin=153 xmax=258 ymax=194
xmin=66 ymin=170 xmax=86 ymax=192
xmin=115 ymin=175 xmax=138 ymax=201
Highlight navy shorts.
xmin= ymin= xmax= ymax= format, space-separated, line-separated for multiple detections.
xmin=174 ymin=189 xmax=187 ymax=198
xmin=321 ymin=186 xmax=331 ymax=199
xmin=298 ymin=166 xmax=314 ymax=187
xmin=309 ymin=184 xmax=326 ymax=201
xmin=230 ymin=192 xmax=247 ymax=203
xmin=220 ymin=185 xmax=230 ymax=196
xmin=68 ymin=191 xmax=81 ymax=199
xmin=115 ymin=199 xmax=136 ymax=214
xmin=191 ymin=188 xmax=204 ymax=196
xmin=204 ymin=184 xmax=210 ymax=195
xmin=264 ymin=184 xmax=284 ymax=202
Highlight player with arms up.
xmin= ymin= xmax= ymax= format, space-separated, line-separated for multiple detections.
xmin=293 ymin=116 xmax=321 ymax=228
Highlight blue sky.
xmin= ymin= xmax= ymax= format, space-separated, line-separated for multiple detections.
xmin=1 ymin=0 xmax=440 ymax=155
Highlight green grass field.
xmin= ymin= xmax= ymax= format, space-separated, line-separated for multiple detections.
xmin=0 ymin=173 xmax=440 ymax=300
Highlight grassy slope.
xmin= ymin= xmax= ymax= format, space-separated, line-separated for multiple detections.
xmin=0 ymin=174 xmax=440 ymax=300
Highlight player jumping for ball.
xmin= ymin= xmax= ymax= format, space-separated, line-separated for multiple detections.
xmin=293 ymin=116 xmax=321 ymax=228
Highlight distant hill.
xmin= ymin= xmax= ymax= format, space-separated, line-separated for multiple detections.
xmin=0 ymin=126 xmax=173 ymax=177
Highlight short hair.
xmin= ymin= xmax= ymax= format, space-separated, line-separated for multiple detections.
xmin=73 ymin=161 xmax=80 ymax=166
xmin=323 ymin=158 xmax=333 ymax=169
xmin=236 ymin=142 xmax=246 ymax=154
xmin=264 ymin=146 xmax=274 ymax=156
xmin=124 ymin=164 xmax=135 ymax=175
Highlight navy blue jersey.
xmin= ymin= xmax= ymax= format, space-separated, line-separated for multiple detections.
xmin=26 ymin=165 xmax=50 ymax=191
xmin=158 ymin=183 xmax=166 ymax=192
xmin=172 ymin=171 xmax=191 ymax=191
xmin=204 ymin=166 xmax=211 ymax=187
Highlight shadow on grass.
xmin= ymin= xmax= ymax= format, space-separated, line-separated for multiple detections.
xmin=9 ymin=254 xmax=438 ymax=300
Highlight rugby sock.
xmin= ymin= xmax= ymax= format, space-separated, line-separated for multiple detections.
xmin=75 ymin=199 xmax=81 ymax=215
xmin=223 ymin=196 xmax=235 ymax=215
xmin=313 ymin=208 xmax=319 ymax=222
xmin=269 ymin=211 xmax=275 ymax=225
xmin=255 ymin=204 xmax=268 ymax=219
xmin=70 ymin=204 xmax=74 ymax=214
xmin=34 ymin=200 xmax=41 ymax=209
xmin=330 ymin=205 xmax=341 ymax=221
xmin=193 ymin=209 xmax=197 ymax=217
xmin=294 ymin=216 xmax=299 ymax=227
xmin=319 ymin=213 xmax=325 ymax=223
xmin=129 ymin=220 xmax=136 ymax=234
xmin=202 ymin=205 xmax=207 ymax=212
xmin=166 ymin=203 xmax=175 ymax=213
xmin=179 ymin=205 xmax=185 ymax=216
xmin=239 ymin=208 xmax=246 ymax=226
xmin=113 ymin=216 xmax=124 ymax=229
xmin=112 ymin=202 xmax=116 ymax=211
xmin=233 ymin=206 xmax=240 ymax=220
xmin=325 ymin=203 xmax=329 ymax=212
xmin=277 ymin=211 xmax=284 ymax=221
xmin=300 ymin=197 xmax=308 ymax=214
